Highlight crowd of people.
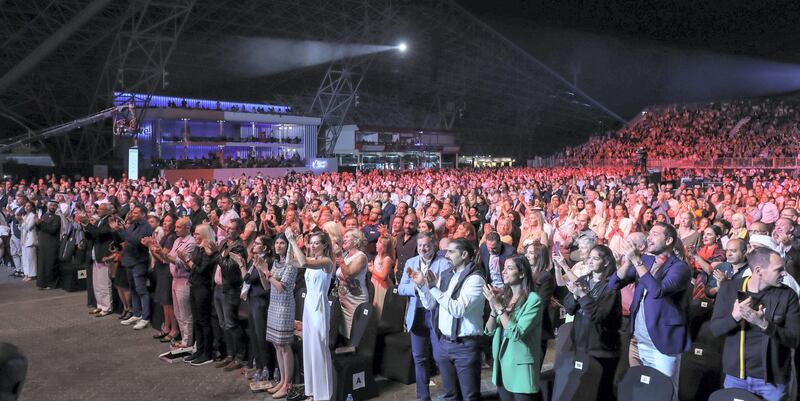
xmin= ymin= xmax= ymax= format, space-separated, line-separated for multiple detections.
xmin=560 ymin=98 xmax=800 ymax=164
xmin=160 ymin=134 xmax=303 ymax=145
xmin=151 ymin=153 xmax=304 ymax=169
xmin=164 ymin=99 xmax=294 ymax=115
xmin=5 ymin=164 xmax=800 ymax=401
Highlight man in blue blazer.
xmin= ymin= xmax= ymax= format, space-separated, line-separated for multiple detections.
xmin=609 ymin=222 xmax=692 ymax=392
xmin=478 ymin=232 xmax=514 ymax=288
xmin=398 ymin=231 xmax=450 ymax=401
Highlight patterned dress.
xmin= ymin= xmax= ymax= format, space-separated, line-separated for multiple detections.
xmin=265 ymin=258 xmax=297 ymax=345
xmin=337 ymin=250 xmax=368 ymax=339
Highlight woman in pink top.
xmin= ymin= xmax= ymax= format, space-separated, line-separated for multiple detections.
xmin=369 ymin=235 xmax=394 ymax=320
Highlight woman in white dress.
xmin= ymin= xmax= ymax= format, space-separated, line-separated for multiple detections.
xmin=286 ymin=228 xmax=334 ymax=401
xmin=20 ymin=202 xmax=38 ymax=281
xmin=337 ymin=228 xmax=368 ymax=340
xmin=604 ymin=203 xmax=633 ymax=256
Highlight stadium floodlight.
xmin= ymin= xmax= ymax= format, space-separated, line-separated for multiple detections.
xmin=398 ymin=42 xmax=408 ymax=52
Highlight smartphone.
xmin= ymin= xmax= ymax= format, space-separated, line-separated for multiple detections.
xmin=736 ymin=291 xmax=749 ymax=302
xmin=553 ymin=241 xmax=561 ymax=256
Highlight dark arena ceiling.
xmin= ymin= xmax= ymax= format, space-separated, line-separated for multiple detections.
xmin=2 ymin=0 xmax=799 ymax=166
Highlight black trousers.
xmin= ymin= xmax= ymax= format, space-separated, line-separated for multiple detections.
xmin=1 ymin=235 xmax=12 ymax=265
xmin=497 ymin=386 xmax=540 ymax=401
xmin=191 ymin=285 xmax=213 ymax=358
xmin=86 ymin=259 xmax=97 ymax=308
xmin=248 ymin=295 xmax=276 ymax=374
xmin=595 ymin=356 xmax=620 ymax=401
xmin=213 ymin=287 xmax=247 ymax=361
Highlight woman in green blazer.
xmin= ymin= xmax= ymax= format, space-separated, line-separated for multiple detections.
xmin=483 ymin=255 xmax=543 ymax=401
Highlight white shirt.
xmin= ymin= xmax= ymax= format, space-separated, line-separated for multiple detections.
xmin=420 ymin=266 xmax=486 ymax=338
xmin=217 ymin=208 xmax=239 ymax=240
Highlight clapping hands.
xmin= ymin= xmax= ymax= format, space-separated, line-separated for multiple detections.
xmin=408 ymin=267 xmax=436 ymax=288
xmin=482 ymin=284 xmax=503 ymax=311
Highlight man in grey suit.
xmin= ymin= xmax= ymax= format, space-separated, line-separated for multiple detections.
xmin=398 ymin=231 xmax=450 ymax=401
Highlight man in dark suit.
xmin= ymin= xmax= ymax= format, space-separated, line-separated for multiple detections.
xmin=188 ymin=195 xmax=207 ymax=229
xmin=112 ymin=205 xmax=153 ymax=330
xmin=710 ymin=247 xmax=800 ymax=401
xmin=479 ymin=232 xmax=514 ymax=288
xmin=609 ymin=222 xmax=692 ymax=393
xmin=174 ymin=194 xmax=189 ymax=217
xmin=82 ymin=202 xmax=115 ymax=316
xmin=380 ymin=191 xmax=396 ymax=226
xmin=35 ymin=200 xmax=61 ymax=290
xmin=116 ymin=191 xmax=131 ymax=220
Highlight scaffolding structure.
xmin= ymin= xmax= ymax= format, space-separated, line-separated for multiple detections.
xmin=0 ymin=0 xmax=624 ymax=170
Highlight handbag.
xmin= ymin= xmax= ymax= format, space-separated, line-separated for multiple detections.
xmin=240 ymin=265 xmax=254 ymax=301
xmin=59 ymin=231 xmax=77 ymax=262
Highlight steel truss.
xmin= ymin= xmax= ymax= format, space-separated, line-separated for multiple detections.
xmin=0 ymin=0 xmax=626 ymax=167
xmin=54 ymin=0 xmax=196 ymax=167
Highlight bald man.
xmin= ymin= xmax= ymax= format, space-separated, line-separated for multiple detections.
xmin=704 ymin=238 xmax=748 ymax=298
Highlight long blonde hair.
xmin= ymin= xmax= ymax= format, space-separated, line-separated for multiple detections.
xmin=322 ymin=221 xmax=341 ymax=248
xmin=194 ymin=223 xmax=216 ymax=246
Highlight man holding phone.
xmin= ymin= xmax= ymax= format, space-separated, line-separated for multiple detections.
xmin=710 ymin=247 xmax=800 ymax=401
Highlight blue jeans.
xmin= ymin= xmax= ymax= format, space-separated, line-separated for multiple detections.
xmin=724 ymin=374 xmax=786 ymax=401
xmin=437 ymin=336 xmax=481 ymax=401
xmin=127 ymin=263 xmax=150 ymax=320
xmin=410 ymin=308 xmax=441 ymax=401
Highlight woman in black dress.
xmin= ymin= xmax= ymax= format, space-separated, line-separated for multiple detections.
xmin=563 ymin=245 xmax=621 ymax=401
xmin=244 ymin=235 xmax=278 ymax=389
xmin=149 ymin=214 xmax=178 ymax=342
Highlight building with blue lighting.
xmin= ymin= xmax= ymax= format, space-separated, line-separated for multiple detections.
xmin=114 ymin=92 xmax=320 ymax=169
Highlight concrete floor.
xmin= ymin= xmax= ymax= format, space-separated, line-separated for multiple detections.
xmin=0 ymin=267 xmax=501 ymax=401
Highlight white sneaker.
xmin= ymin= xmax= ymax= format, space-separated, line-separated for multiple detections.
xmin=133 ymin=319 xmax=150 ymax=330
xmin=121 ymin=316 xmax=142 ymax=325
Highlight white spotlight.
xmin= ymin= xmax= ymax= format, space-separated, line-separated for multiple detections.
xmin=398 ymin=42 xmax=407 ymax=52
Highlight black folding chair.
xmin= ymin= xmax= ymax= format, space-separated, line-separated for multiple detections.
xmin=708 ymin=388 xmax=764 ymax=401
xmin=617 ymin=365 xmax=674 ymax=401
xmin=552 ymin=351 xmax=603 ymax=401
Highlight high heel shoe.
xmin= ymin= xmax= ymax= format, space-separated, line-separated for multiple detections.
xmin=272 ymin=386 xmax=289 ymax=399
xmin=160 ymin=333 xmax=178 ymax=343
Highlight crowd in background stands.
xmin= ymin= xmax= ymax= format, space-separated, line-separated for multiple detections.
xmin=159 ymin=134 xmax=302 ymax=144
xmin=562 ymin=98 xmax=800 ymax=163
xmin=152 ymin=153 xmax=304 ymax=169
xmin=4 ymin=165 xmax=800 ymax=401
xmin=164 ymin=99 xmax=294 ymax=114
